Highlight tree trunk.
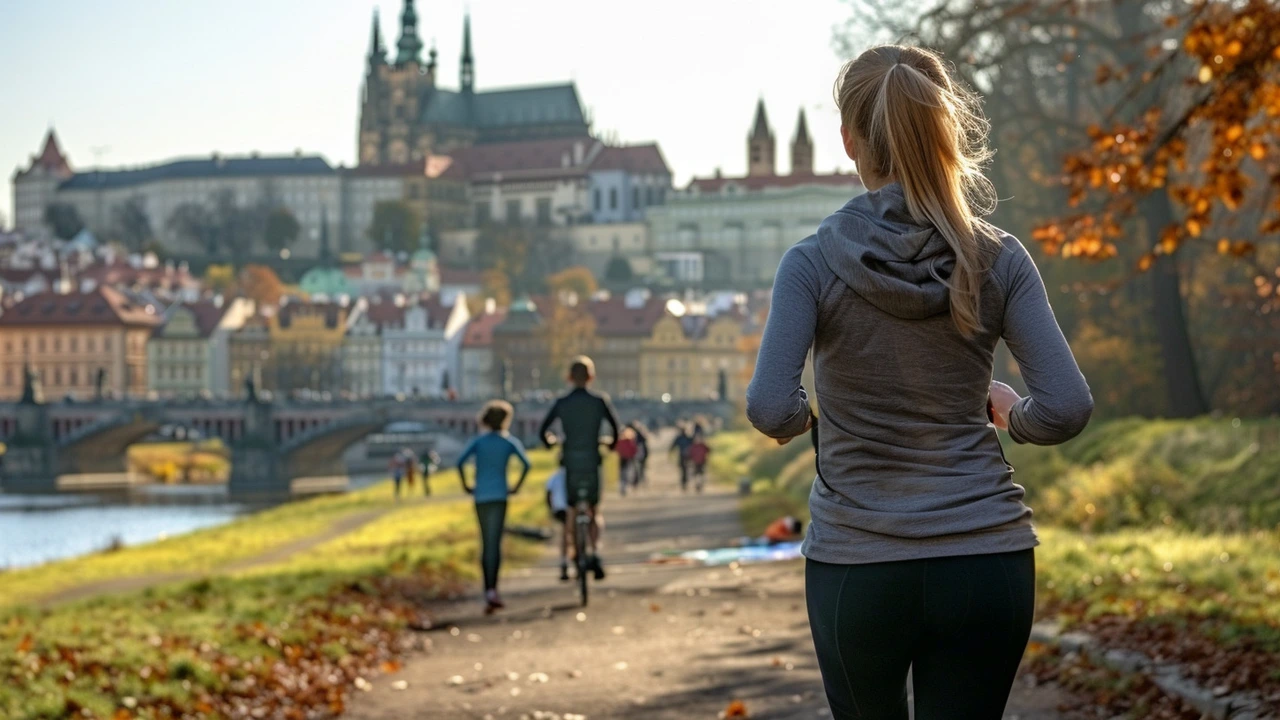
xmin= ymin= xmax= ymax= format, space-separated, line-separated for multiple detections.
xmin=1144 ymin=192 xmax=1208 ymax=417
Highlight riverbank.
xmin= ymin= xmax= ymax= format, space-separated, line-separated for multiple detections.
xmin=1 ymin=448 xmax=571 ymax=719
xmin=713 ymin=418 xmax=1280 ymax=715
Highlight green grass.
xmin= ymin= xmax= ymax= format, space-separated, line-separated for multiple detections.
xmin=724 ymin=419 xmax=1280 ymax=655
xmin=0 ymin=449 xmax=568 ymax=719
xmin=1009 ymin=417 xmax=1280 ymax=532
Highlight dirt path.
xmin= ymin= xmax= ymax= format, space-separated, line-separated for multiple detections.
xmin=344 ymin=434 xmax=1069 ymax=719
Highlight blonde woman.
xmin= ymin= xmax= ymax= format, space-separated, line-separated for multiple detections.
xmin=457 ymin=400 xmax=531 ymax=613
xmin=746 ymin=45 xmax=1093 ymax=719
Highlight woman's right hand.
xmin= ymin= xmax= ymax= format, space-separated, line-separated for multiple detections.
xmin=988 ymin=381 xmax=1021 ymax=430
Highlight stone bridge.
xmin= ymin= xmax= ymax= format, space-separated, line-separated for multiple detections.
xmin=0 ymin=392 xmax=736 ymax=499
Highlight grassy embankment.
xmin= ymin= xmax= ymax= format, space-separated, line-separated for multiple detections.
xmin=714 ymin=418 xmax=1280 ymax=700
xmin=0 ymin=448 xmax=586 ymax=719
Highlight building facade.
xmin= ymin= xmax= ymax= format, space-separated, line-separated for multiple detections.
xmin=379 ymin=295 xmax=470 ymax=397
xmin=147 ymin=297 xmax=254 ymax=398
xmin=267 ymin=302 xmax=349 ymax=394
xmin=228 ymin=316 xmax=271 ymax=398
xmin=588 ymin=291 xmax=667 ymax=399
xmin=647 ymin=101 xmax=863 ymax=288
xmin=491 ymin=298 xmax=547 ymax=396
xmin=639 ymin=313 xmax=746 ymax=401
xmin=340 ymin=300 xmax=385 ymax=398
xmin=10 ymin=130 xmax=73 ymax=241
xmin=0 ymin=287 xmax=161 ymax=401
xmin=458 ymin=303 xmax=506 ymax=400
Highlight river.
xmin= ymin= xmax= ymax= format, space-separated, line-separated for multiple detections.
xmin=0 ymin=487 xmax=251 ymax=570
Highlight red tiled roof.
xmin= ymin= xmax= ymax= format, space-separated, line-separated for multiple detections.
xmin=0 ymin=287 xmax=162 ymax=328
xmin=440 ymin=267 xmax=484 ymax=286
xmin=687 ymin=171 xmax=862 ymax=193
xmin=589 ymin=294 xmax=668 ymax=337
xmin=0 ymin=267 xmax=59 ymax=286
xmin=79 ymin=261 xmax=196 ymax=288
xmin=35 ymin=129 xmax=72 ymax=175
xmin=361 ymin=295 xmax=451 ymax=330
xmin=589 ymin=144 xmax=670 ymax=175
xmin=462 ymin=309 xmax=508 ymax=348
xmin=442 ymin=136 xmax=597 ymax=182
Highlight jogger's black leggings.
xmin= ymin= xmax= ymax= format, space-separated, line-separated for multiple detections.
xmin=475 ymin=501 xmax=507 ymax=591
xmin=806 ymin=550 xmax=1035 ymax=720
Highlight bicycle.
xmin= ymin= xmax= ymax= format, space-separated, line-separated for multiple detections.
xmin=571 ymin=485 xmax=593 ymax=607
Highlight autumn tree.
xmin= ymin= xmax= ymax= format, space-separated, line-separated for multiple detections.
xmin=846 ymin=0 xmax=1279 ymax=417
xmin=167 ymin=190 xmax=265 ymax=266
xmin=539 ymin=266 xmax=599 ymax=381
xmin=367 ymin=200 xmax=421 ymax=253
xmin=605 ymin=255 xmax=634 ymax=283
xmin=44 ymin=202 xmax=84 ymax=240
xmin=238 ymin=264 xmax=285 ymax=308
xmin=474 ymin=223 xmax=575 ymax=297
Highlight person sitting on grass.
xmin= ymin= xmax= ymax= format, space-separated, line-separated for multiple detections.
xmin=457 ymin=400 xmax=531 ymax=613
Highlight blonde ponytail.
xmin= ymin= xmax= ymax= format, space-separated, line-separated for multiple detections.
xmin=835 ymin=46 xmax=999 ymax=337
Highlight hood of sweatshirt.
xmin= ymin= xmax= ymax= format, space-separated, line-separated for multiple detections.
xmin=816 ymin=183 xmax=955 ymax=320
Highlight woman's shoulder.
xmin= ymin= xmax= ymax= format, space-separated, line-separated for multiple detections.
xmin=983 ymin=225 xmax=1035 ymax=286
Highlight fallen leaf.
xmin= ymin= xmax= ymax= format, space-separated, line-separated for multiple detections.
xmin=722 ymin=699 xmax=750 ymax=718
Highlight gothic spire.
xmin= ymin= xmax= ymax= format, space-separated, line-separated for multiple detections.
xmin=750 ymin=98 xmax=772 ymax=139
xmin=367 ymin=8 xmax=386 ymax=66
xmin=791 ymin=107 xmax=814 ymax=175
xmin=460 ymin=13 xmax=475 ymax=93
xmin=794 ymin=107 xmax=811 ymax=144
xmin=395 ymin=0 xmax=424 ymax=66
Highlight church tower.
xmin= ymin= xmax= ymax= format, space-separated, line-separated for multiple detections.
xmin=747 ymin=99 xmax=776 ymax=177
xmin=358 ymin=9 xmax=389 ymax=165
xmin=395 ymin=0 xmax=424 ymax=66
xmin=791 ymin=108 xmax=814 ymax=175
xmin=460 ymin=13 xmax=475 ymax=93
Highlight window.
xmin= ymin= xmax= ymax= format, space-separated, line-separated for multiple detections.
xmin=104 ymin=336 xmax=113 ymax=352
xmin=37 ymin=337 xmax=45 ymax=352
xmin=54 ymin=368 xmax=62 ymax=385
xmin=3 ymin=368 xmax=11 ymax=387
xmin=505 ymin=199 xmax=521 ymax=224
xmin=646 ymin=186 xmax=655 ymax=205
xmin=593 ymin=189 xmax=602 ymax=211
xmin=609 ymin=188 xmax=618 ymax=210
xmin=632 ymin=187 xmax=641 ymax=209
xmin=474 ymin=202 xmax=491 ymax=226
xmin=70 ymin=337 xmax=77 ymax=352
xmin=70 ymin=368 xmax=78 ymax=386
xmin=536 ymin=198 xmax=552 ymax=226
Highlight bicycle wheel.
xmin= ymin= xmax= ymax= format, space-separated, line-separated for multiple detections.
xmin=575 ymin=518 xmax=589 ymax=607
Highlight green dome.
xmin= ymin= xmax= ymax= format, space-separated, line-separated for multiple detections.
xmin=300 ymin=266 xmax=353 ymax=297
xmin=411 ymin=248 xmax=436 ymax=263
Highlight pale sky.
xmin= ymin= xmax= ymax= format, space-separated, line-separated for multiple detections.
xmin=1 ymin=0 xmax=868 ymax=228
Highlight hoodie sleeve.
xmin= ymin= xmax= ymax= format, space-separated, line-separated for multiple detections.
xmin=746 ymin=240 xmax=822 ymax=439
xmin=1001 ymin=241 xmax=1094 ymax=445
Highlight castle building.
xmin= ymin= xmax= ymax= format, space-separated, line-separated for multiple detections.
xmin=358 ymin=2 xmax=591 ymax=166
xmin=10 ymin=130 xmax=73 ymax=241
xmin=647 ymin=100 xmax=863 ymax=288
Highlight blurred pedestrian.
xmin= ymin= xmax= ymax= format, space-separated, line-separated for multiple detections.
xmin=457 ymin=400 xmax=531 ymax=613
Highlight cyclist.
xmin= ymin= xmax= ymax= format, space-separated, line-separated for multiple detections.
xmin=538 ymin=356 xmax=619 ymax=580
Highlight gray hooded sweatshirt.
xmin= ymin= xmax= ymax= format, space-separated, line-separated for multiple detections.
xmin=746 ymin=183 xmax=1093 ymax=565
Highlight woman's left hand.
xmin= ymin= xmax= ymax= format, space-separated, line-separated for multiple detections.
xmin=775 ymin=413 xmax=815 ymax=445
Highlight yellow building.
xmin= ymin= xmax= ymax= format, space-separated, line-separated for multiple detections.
xmin=266 ymin=301 xmax=349 ymax=394
xmin=0 ymin=287 xmax=162 ymax=400
xmin=640 ymin=313 xmax=747 ymax=401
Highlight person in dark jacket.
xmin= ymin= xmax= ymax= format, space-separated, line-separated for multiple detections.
xmin=746 ymin=45 xmax=1093 ymax=720
xmin=538 ymin=356 xmax=619 ymax=579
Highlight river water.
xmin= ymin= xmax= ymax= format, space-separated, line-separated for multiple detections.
xmin=0 ymin=487 xmax=251 ymax=570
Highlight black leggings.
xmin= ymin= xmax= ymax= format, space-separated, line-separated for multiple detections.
xmin=806 ymin=550 xmax=1035 ymax=720
xmin=475 ymin=501 xmax=507 ymax=591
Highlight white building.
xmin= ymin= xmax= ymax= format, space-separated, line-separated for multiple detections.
xmin=458 ymin=300 xmax=506 ymax=401
xmin=10 ymin=130 xmax=74 ymax=242
xmin=647 ymin=100 xmax=864 ymax=288
xmin=379 ymin=295 xmax=470 ymax=397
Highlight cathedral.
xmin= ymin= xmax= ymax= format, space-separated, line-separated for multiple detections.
xmin=358 ymin=0 xmax=592 ymax=166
